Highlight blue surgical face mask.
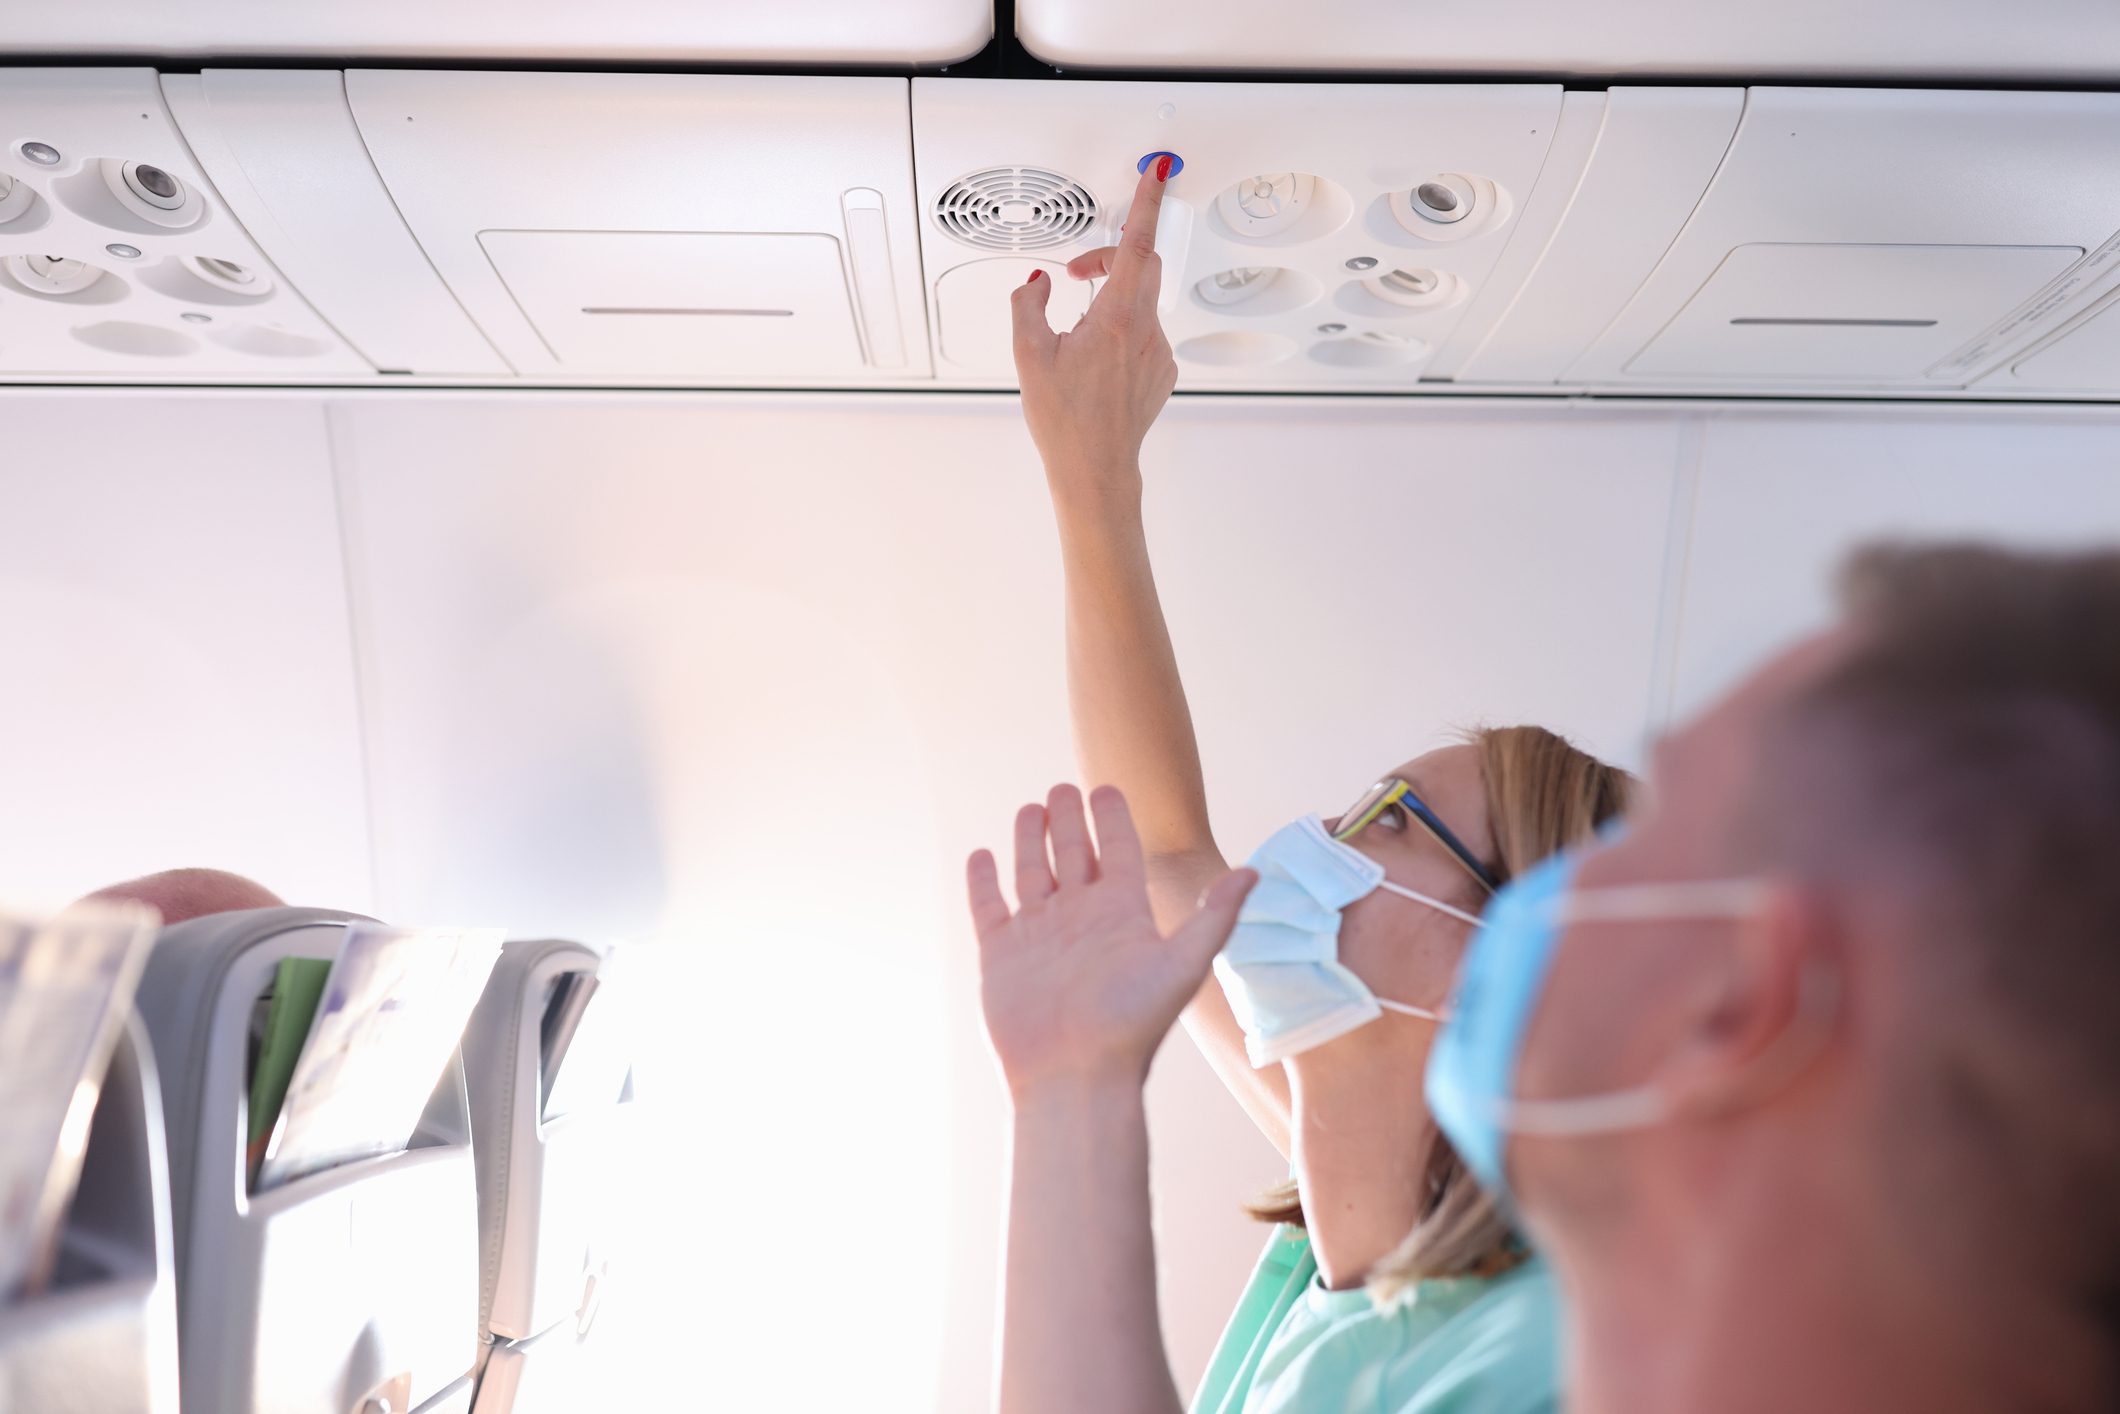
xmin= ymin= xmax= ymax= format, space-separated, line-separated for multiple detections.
xmin=1214 ymin=815 xmax=1482 ymax=1068
xmin=1425 ymin=840 xmax=1795 ymax=1196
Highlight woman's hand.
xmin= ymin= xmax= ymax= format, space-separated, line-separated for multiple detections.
xmin=968 ymin=783 xmax=1256 ymax=1099
xmin=1011 ymin=160 xmax=1180 ymax=510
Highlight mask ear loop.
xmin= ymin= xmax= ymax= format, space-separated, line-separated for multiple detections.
xmin=1369 ymin=880 xmax=1484 ymax=1025
xmin=1493 ymin=937 xmax=1842 ymax=1137
xmin=1376 ymin=879 xmax=1486 ymax=928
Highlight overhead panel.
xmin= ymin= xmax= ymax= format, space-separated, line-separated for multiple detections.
xmin=2008 ymin=289 xmax=2120 ymax=391
xmin=479 ymin=231 xmax=865 ymax=379
xmin=8 ymin=70 xmax=2120 ymax=402
xmin=1626 ymin=243 xmax=2083 ymax=381
xmin=911 ymin=79 xmax=1569 ymax=391
xmin=163 ymin=70 xmax=508 ymax=377
xmin=1015 ymin=0 xmax=2120 ymax=81
xmin=1565 ymin=88 xmax=2120 ymax=392
xmin=4 ymin=0 xmax=991 ymax=66
xmin=0 ymin=68 xmax=370 ymax=381
xmin=346 ymin=72 xmax=932 ymax=385
xmin=1448 ymin=88 xmax=1744 ymax=385
xmin=934 ymin=258 xmax=1097 ymax=369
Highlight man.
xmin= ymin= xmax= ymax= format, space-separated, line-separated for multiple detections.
xmin=78 ymin=868 xmax=283 ymax=925
xmin=1427 ymin=541 xmax=2120 ymax=1412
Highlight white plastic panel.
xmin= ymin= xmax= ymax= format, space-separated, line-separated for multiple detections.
xmin=1626 ymin=243 xmax=2082 ymax=381
xmin=162 ymin=71 xmax=508 ymax=377
xmin=1421 ymin=90 xmax=1608 ymax=381
xmin=1666 ymin=410 xmax=2120 ymax=723
xmin=1452 ymin=88 xmax=1745 ymax=384
xmin=481 ymin=231 xmax=862 ymax=379
xmin=1016 ymin=0 xmax=2120 ymax=81
xmin=4 ymin=0 xmax=990 ymax=65
xmin=912 ymin=79 xmax=1567 ymax=389
xmin=0 ymin=395 xmax=372 ymax=914
xmin=1569 ymin=88 xmax=2120 ymax=390
xmin=2005 ymin=286 xmax=2120 ymax=392
xmin=346 ymin=72 xmax=931 ymax=385
xmin=0 ymin=69 xmax=369 ymax=379
xmin=934 ymin=257 xmax=1096 ymax=369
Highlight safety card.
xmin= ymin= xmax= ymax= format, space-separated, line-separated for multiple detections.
xmin=256 ymin=922 xmax=503 ymax=1190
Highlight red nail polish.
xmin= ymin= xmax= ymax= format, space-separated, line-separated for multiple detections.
xmin=1026 ymin=269 xmax=1044 ymax=284
xmin=1155 ymin=155 xmax=1173 ymax=182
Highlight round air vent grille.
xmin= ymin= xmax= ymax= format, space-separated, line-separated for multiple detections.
xmin=933 ymin=167 xmax=1098 ymax=252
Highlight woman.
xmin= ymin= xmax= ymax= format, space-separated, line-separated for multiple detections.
xmin=977 ymin=158 xmax=1634 ymax=1413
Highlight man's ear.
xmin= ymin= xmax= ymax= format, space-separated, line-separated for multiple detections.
xmin=1661 ymin=886 xmax=1837 ymax=1120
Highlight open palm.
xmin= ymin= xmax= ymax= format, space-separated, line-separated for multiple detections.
xmin=968 ymin=783 xmax=1256 ymax=1097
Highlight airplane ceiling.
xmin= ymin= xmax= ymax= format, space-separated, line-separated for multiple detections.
xmin=4 ymin=67 xmax=2120 ymax=401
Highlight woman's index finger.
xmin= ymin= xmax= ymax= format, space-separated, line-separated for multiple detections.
xmin=1102 ymin=161 xmax=1170 ymax=303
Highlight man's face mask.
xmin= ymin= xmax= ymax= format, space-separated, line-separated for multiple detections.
xmin=1425 ymin=836 xmax=1829 ymax=1198
xmin=1213 ymin=814 xmax=1483 ymax=1068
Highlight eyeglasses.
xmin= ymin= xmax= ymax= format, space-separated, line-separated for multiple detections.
xmin=1332 ymin=778 xmax=1501 ymax=894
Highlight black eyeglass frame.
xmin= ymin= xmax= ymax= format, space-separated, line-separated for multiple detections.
xmin=1331 ymin=778 xmax=1502 ymax=893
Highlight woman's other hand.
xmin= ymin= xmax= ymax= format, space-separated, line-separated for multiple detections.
xmin=968 ymin=783 xmax=1256 ymax=1099
xmin=1011 ymin=159 xmax=1180 ymax=507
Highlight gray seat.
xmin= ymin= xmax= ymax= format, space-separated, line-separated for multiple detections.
xmin=0 ymin=1018 xmax=179 ymax=1414
xmin=135 ymin=907 xmax=481 ymax=1414
xmin=461 ymin=940 xmax=637 ymax=1414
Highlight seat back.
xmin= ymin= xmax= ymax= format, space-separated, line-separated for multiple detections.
xmin=461 ymin=940 xmax=638 ymax=1414
xmin=136 ymin=908 xmax=482 ymax=1414
xmin=0 ymin=1018 xmax=180 ymax=1414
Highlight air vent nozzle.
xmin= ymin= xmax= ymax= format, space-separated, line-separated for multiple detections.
xmin=933 ymin=167 xmax=1098 ymax=253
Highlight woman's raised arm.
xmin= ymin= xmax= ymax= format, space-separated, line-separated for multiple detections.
xmin=1010 ymin=160 xmax=1292 ymax=1155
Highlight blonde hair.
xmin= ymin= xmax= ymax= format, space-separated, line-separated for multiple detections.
xmin=1242 ymin=724 xmax=1636 ymax=1301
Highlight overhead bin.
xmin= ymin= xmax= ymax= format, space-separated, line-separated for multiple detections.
xmin=912 ymin=79 xmax=1568 ymax=390
xmin=2 ymin=0 xmax=991 ymax=67
xmin=1534 ymin=88 xmax=2120 ymax=392
xmin=344 ymin=72 xmax=932 ymax=384
xmin=0 ymin=69 xmax=369 ymax=381
xmin=1013 ymin=0 xmax=2120 ymax=82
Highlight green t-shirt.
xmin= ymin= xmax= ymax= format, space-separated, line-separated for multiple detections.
xmin=1190 ymin=1226 xmax=1560 ymax=1414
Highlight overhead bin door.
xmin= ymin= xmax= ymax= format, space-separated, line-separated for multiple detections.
xmin=1015 ymin=0 xmax=2120 ymax=82
xmin=3 ymin=0 xmax=990 ymax=66
xmin=346 ymin=72 xmax=932 ymax=385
